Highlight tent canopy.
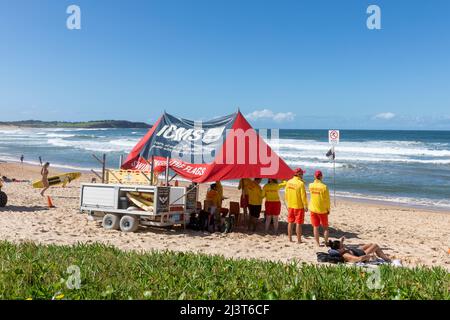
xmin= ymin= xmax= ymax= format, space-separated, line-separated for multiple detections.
xmin=121 ymin=111 xmax=294 ymax=182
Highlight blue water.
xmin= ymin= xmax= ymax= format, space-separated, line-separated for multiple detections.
xmin=1 ymin=127 xmax=449 ymax=209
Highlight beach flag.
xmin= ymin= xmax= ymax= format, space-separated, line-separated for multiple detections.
xmin=326 ymin=148 xmax=335 ymax=160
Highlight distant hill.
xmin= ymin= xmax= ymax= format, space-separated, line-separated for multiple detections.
xmin=0 ymin=120 xmax=151 ymax=128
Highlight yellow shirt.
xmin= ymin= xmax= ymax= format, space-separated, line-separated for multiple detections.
xmin=284 ymin=176 xmax=308 ymax=209
xmin=262 ymin=181 xmax=286 ymax=202
xmin=206 ymin=189 xmax=221 ymax=208
xmin=216 ymin=181 xmax=224 ymax=200
xmin=247 ymin=180 xmax=263 ymax=205
xmin=308 ymin=179 xmax=330 ymax=214
xmin=238 ymin=178 xmax=251 ymax=195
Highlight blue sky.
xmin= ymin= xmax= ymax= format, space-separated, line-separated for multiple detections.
xmin=0 ymin=0 xmax=449 ymax=129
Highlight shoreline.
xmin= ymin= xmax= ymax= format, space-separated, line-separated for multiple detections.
xmin=1 ymin=159 xmax=448 ymax=214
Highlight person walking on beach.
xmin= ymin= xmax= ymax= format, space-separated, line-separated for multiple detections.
xmin=285 ymin=168 xmax=308 ymax=243
xmin=247 ymin=178 xmax=263 ymax=232
xmin=262 ymin=179 xmax=286 ymax=234
xmin=40 ymin=162 xmax=50 ymax=197
xmin=20 ymin=155 xmax=24 ymax=164
xmin=309 ymin=170 xmax=331 ymax=247
xmin=39 ymin=156 xmax=43 ymax=166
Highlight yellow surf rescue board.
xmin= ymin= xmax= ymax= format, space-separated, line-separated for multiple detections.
xmin=126 ymin=193 xmax=154 ymax=212
xmin=128 ymin=191 xmax=154 ymax=201
xmin=32 ymin=172 xmax=82 ymax=189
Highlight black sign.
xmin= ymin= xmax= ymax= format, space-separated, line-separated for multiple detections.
xmin=185 ymin=186 xmax=198 ymax=212
xmin=156 ymin=186 xmax=170 ymax=213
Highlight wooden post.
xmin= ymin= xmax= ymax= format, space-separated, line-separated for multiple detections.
xmin=102 ymin=154 xmax=106 ymax=183
xmin=92 ymin=154 xmax=107 ymax=183
xmin=119 ymin=155 xmax=123 ymax=169
xmin=90 ymin=170 xmax=102 ymax=180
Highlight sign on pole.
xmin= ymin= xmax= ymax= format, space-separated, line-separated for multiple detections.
xmin=328 ymin=130 xmax=339 ymax=207
xmin=328 ymin=130 xmax=340 ymax=145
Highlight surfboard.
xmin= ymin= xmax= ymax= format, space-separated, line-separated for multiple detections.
xmin=32 ymin=172 xmax=82 ymax=189
xmin=126 ymin=193 xmax=154 ymax=212
xmin=128 ymin=191 xmax=154 ymax=201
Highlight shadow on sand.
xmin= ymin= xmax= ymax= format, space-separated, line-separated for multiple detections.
xmin=131 ymin=218 xmax=360 ymax=240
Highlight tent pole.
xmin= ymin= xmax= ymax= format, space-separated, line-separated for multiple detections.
xmin=150 ymin=156 xmax=155 ymax=185
xmin=165 ymin=157 xmax=170 ymax=186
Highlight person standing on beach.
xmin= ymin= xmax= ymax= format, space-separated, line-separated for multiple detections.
xmin=285 ymin=168 xmax=308 ymax=243
xmin=309 ymin=170 xmax=331 ymax=247
xmin=205 ymin=183 xmax=222 ymax=232
xmin=39 ymin=156 xmax=43 ymax=166
xmin=40 ymin=162 xmax=50 ymax=197
xmin=20 ymin=155 xmax=24 ymax=163
xmin=238 ymin=178 xmax=251 ymax=225
xmin=262 ymin=179 xmax=286 ymax=234
xmin=216 ymin=180 xmax=224 ymax=209
xmin=247 ymin=178 xmax=263 ymax=232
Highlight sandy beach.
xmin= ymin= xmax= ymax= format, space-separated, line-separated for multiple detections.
xmin=0 ymin=162 xmax=449 ymax=271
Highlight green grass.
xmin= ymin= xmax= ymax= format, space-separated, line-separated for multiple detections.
xmin=0 ymin=241 xmax=448 ymax=300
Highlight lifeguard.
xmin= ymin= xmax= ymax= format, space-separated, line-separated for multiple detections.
xmin=285 ymin=168 xmax=308 ymax=243
xmin=309 ymin=170 xmax=331 ymax=247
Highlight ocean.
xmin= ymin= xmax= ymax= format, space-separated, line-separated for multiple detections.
xmin=1 ymin=127 xmax=449 ymax=210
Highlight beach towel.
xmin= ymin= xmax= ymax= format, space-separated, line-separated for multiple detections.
xmin=355 ymin=258 xmax=403 ymax=267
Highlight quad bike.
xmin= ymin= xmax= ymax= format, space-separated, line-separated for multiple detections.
xmin=0 ymin=180 xmax=7 ymax=207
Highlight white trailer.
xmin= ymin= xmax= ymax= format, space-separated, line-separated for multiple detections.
xmin=80 ymin=183 xmax=198 ymax=232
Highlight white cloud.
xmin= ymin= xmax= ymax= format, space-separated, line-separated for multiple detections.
xmin=246 ymin=109 xmax=296 ymax=123
xmin=373 ymin=112 xmax=396 ymax=120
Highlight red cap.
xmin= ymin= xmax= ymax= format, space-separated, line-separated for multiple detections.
xmin=293 ymin=168 xmax=305 ymax=175
xmin=314 ymin=170 xmax=323 ymax=178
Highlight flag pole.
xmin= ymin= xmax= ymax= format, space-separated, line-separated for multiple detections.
xmin=333 ymin=146 xmax=336 ymax=207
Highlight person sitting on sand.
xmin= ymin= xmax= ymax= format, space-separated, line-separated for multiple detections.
xmin=327 ymin=236 xmax=392 ymax=263
xmin=40 ymin=162 xmax=50 ymax=197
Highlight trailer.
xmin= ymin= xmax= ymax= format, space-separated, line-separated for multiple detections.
xmin=80 ymin=183 xmax=198 ymax=232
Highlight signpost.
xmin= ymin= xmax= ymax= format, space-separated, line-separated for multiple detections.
xmin=328 ymin=130 xmax=340 ymax=207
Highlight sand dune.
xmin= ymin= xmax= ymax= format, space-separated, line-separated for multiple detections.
xmin=0 ymin=162 xmax=449 ymax=270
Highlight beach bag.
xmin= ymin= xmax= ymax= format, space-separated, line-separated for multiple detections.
xmin=187 ymin=214 xmax=200 ymax=231
xmin=316 ymin=252 xmax=344 ymax=264
xmin=198 ymin=210 xmax=209 ymax=231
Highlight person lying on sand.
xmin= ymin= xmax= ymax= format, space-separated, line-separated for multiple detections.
xmin=327 ymin=236 xmax=392 ymax=263
xmin=1 ymin=176 xmax=28 ymax=183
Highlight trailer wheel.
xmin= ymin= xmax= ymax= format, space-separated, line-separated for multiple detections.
xmin=120 ymin=215 xmax=139 ymax=233
xmin=0 ymin=191 xmax=7 ymax=207
xmin=102 ymin=214 xmax=120 ymax=230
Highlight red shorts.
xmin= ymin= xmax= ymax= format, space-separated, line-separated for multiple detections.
xmin=240 ymin=194 xmax=249 ymax=208
xmin=310 ymin=212 xmax=329 ymax=227
xmin=265 ymin=201 xmax=281 ymax=216
xmin=287 ymin=208 xmax=305 ymax=224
